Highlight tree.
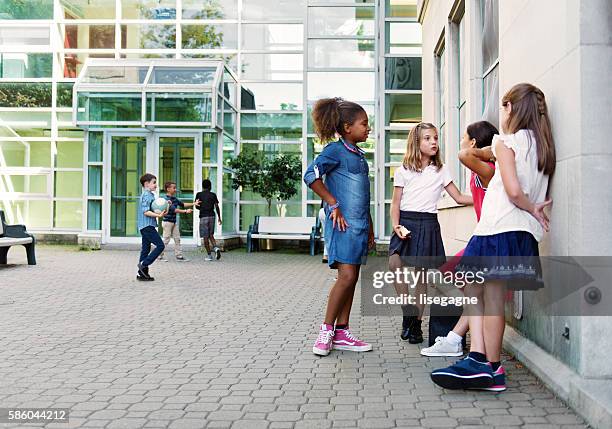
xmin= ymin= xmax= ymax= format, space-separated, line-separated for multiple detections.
xmin=228 ymin=151 xmax=302 ymax=216
xmin=0 ymin=0 xmax=53 ymax=19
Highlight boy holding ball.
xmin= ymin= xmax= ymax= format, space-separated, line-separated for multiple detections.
xmin=137 ymin=173 xmax=166 ymax=281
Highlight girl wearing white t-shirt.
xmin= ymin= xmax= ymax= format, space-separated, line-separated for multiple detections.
xmin=389 ymin=122 xmax=472 ymax=344
xmin=431 ymin=83 xmax=555 ymax=393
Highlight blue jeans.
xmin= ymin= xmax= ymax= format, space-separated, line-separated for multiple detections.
xmin=140 ymin=225 xmax=165 ymax=267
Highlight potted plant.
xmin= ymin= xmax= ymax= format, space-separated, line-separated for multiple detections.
xmin=228 ymin=150 xmax=302 ymax=249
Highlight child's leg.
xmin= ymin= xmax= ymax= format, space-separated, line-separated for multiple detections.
xmin=160 ymin=222 xmax=172 ymax=258
xmin=483 ymin=280 xmax=506 ymax=363
xmin=172 ymin=223 xmax=182 ymax=257
xmin=465 ymin=282 xmax=485 ymax=353
xmin=324 ymin=263 xmax=360 ymax=325
xmin=335 ymin=265 xmax=360 ymax=326
xmin=139 ymin=230 xmax=152 ymax=263
xmin=203 ymin=237 xmax=211 ymax=254
xmin=452 ymin=314 xmax=469 ymax=337
xmin=414 ymin=278 xmax=427 ymax=320
xmin=141 ymin=227 xmax=165 ymax=266
xmin=209 ymin=234 xmax=217 ymax=249
xmin=389 ymin=254 xmax=409 ymax=299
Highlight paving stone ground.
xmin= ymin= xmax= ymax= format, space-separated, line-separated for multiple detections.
xmin=0 ymin=246 xmax=587 ymax=429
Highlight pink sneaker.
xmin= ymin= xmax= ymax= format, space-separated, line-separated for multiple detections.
xmin=332 ymin=327 xmax=373 ymax=352
xmin=313 ymin=324 xmax=334 ymax=356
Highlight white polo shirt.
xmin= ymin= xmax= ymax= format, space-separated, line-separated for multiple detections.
xmin=393 ymin=164 xmax=453 ymax=213
xmin=474 ymin=130 xmax=550 ymax=241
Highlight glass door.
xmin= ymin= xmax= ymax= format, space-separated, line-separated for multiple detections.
xmin=157 ymin=136 xmax=196 ymax=238
xmin=109 ymin=135 xmax=147 ymax=238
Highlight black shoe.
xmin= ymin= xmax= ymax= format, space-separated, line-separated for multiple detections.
xmin=214 ymin=246 xmax=221 ymax=260
xmin=137 ymin=262 xmax=152 ymax=280
xmin=408 ymin=319 xmax=424 ymax=344
xmin=136 ymin=274 xmax=154 ymax=281
xmin=400 ymin=316 xmax=416 ymax=341
xmin=322 ymin=258 xmax=328 ymax=264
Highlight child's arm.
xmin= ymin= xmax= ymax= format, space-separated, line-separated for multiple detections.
xmin=496 ymin=141 xmax=552 ymax=231
xmin=304 ymin=146 xmax=346 ymax=231
xmin=458 ymin=147 xmax=495 ymax=187
xmin=215 ymin=203 xmax=222 ymax=225
xmin=445 ymin=182 xmax=473 ymax=206
xmin=390 ymin=187 xmax=408 ymax=239
xmin=310 ymin=180 xmax=348 ymax=231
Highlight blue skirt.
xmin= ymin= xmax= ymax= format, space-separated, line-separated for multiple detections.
xmin=325 ymin=216 xmax=369 ymax=269
xmin=457 ymin=231 xmax=543 ymax=290
xmin=388 ymin=211 xmax=446 ymax=269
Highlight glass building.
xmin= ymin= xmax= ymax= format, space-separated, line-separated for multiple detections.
xmin=0 ymin=0 xmax=422 ymax=244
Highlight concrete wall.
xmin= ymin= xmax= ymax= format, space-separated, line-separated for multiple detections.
xmin=419 ymin=0 xmax=612 ymax=377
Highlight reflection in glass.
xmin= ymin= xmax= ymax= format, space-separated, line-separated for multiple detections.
xmin=0 ymin=26 xmax=49 ymax=45
xmin=308 ymin=72 xmax=375 ymax=101
xmin=121 ymin=24 xmax=176 ymax=49
xmin=182 ymin=24 xmax=238 ymax=49
xmin=308 ymin=7 xmax=375 ymax=37
xmin=386 ymin=22 xmax=422 ymax=54
xmin=385 ymin=130 xmax=409 ymax=163
xmin=54 ymin=201 xmax=83 ymax=229
xmin=0 ymin=83 xmax=52 ymax=107
xmin=55 ymin=171 xmax=83 ymax=198
xmin=56 ymin=141 xmax=83 ymax=168
xmin=241 ymin=24 xmax=303 ymax=51
xmin=240 ymin=83 xmax=303 ymax=111
xmin=88 ymin=132 xmax=103 ymax=163
xmin=60 ymin=0 xmax=115 ymax=19
xmin=183 ymin=0 xmax=237 ymax=19
xmin=386 ymin=94 xmax=422 ymax=125
xmin=150 ymin=67 xmax=216 ymax=84
xmin=88 ymin=166 xmax=102 ymax=196
xmin=0 ymin=53 xmax=52 ymax=78
xmin=63 ymin=24 xmax=115 ymax=49
xmin=121 ymin=0 xmax=176 ymax=19
xmin=82 ymin=66 xmax=149 ymax=84
xmin=308 ymin=40 xmax=375 ymax=69
xmin=110 ymin=136 xmax=146 ymax=237
xmin=241 ymin=53 xmax=303 ymax=81
xmin=77 ymin=93 xmax=141 ymax=122
xmin=147 ymin=93 xmax=212 ymax=123
xmin=386 ymin=0 xmax=418 ymax=17
xmin=240 ymin=113 xmax=302 ymax=141
xmin=87 ymin=200 xmax=102 ymax=230
xmin=385 ymin=57 xmax=421 ymax=90
xmin=242 ymin=0 xmax=305 ymax=20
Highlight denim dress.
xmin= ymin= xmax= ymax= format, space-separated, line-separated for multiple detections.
xmin=304 ymin=140 xmax=370 ymax=268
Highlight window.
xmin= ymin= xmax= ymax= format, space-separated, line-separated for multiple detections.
xmin=436 ymin=46 xmax=447 ymax=157
xmin=0 ymin=1 xmax=53 ymax=19
xmin=241 ymin=24 xmax=303 ymax=51
xmin=308 ymin=7 xmax=375 ymax=37
xmin=481 ymin=0 xmax=499 ymax=129
xmin=0 ymin=53 xmax=52 ymax=78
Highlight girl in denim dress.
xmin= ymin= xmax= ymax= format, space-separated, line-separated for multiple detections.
xmin=304 ymin=98 xmax=375 ymax=357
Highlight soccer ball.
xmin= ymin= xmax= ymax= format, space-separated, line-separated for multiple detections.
xmin=151 ymin=197 xmax=169 ymax=214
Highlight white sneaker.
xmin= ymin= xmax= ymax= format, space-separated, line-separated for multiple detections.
xmin=176 ymin=255 xmax=190 ymax=262
xmin=213 ymin=246 xmax=221 ymax=260
xmin=420 ymin=336 xmax=463 ymax=357
xmin=204 ymin=255 xmax=213 ymax=261
xmin=158 ymin=255 xmax=168 ymax=262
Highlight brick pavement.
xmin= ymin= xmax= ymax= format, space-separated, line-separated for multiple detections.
xmin=0 ymin=246 xmax=587 ymax=428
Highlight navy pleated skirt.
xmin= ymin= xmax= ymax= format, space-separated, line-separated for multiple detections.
xmin=457 ymin=231 xmax=543 ymax=290
xmin=388 ymin=211 xmax=446 ymax=269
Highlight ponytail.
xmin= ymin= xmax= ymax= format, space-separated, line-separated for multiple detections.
xmin=311 ymin=97 xmax=366 ymax=143
xmin=502 ymin=83 xmax=556 ymax=175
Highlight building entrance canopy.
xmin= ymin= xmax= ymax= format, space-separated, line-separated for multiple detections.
xmin=73 ymin=59 xmax=238 ymax=131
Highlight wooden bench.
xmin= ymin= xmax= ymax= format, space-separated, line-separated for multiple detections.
xmin=0 ymin=210 xmax=36 ymax=265
xmin=247 ymin=216 xmax=321 ymax=256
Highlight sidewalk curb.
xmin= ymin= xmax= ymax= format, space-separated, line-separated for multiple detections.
xmin=504 ymin=326 xmax=612 ymax=429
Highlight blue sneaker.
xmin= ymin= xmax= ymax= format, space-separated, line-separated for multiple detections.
xmin=479 ymin=365 xmax=506 ymax=392
xmin=431 ymin=356 xmax=494 ymax=389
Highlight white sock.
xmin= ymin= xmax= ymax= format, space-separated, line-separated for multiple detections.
xmin=446 ymin=330 xmax=463 ymax=345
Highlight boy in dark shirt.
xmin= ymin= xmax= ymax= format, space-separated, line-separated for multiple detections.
xmin=159 ymin=181 xmax=199 ymax=262
xmin=194 ymin=179 xmax=222 ymax=261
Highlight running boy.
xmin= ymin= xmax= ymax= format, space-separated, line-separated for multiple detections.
xmin=159 ymin=181 xmax=199 ymax=262
xmin=137 ymin=173 xmax=166 ymax=281
xmin=194 ymin=179 xmax=222 ymax=261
